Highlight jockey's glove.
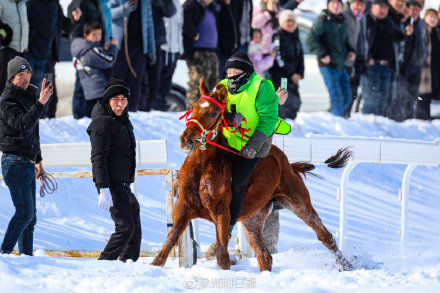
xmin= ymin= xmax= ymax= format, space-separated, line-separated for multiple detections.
xmin=244 ymin=130 xmax=269 ymax=156
xmin=98 ymin=188 xmax=114 ymax=212
xmin=225 ymin=112 xmax=244 ymax=126
xmin=240 ymin=145 xmax=257 ymax=159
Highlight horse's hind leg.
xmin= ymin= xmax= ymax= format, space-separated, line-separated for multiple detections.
xmin=241 ymin=202 xmax=274 ymax=272
xmin=151 ymin=199 xmax=192 ymax=267
xmin=277 ymin=192 xmax=353 ymax=270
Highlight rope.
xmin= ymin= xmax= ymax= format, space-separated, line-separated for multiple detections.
xmin=123 ymin=16 xmax=137 ymax=78
xmin=38 ymin=173 xmax=58 ymax=198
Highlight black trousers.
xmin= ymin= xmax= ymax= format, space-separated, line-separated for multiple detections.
xmin=230 ymin=154 xmax=259 ymax=227
xmin=140 ymin=46 xmax=164 ymax=111
xmin=158 ymin=51 xmax=179 ymax=104
xmin=415 ymin=93 xmax=432 ymax=120
xmin=0 ymin=47 xmax=22 ymax=94
xmin=99 ymin=184 xmax=142 ymax=262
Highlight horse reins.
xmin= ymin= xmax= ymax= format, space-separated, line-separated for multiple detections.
xmin=38 ymin=173 xmax=58 ymax=198
xmin=179 ymin=95 xmax=251 ymax=158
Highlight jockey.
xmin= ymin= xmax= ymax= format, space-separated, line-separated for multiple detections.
xmin=220 ymin=51 xmax=290 ymax=236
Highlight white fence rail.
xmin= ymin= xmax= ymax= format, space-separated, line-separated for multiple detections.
xmin=1 ymin=136 xmax=439 ymax=265
xmin=276 ymin=135 xmax=440 ymax=255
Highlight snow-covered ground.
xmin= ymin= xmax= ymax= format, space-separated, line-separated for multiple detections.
xmin=1 ymin=112 xmax=440 ymax=292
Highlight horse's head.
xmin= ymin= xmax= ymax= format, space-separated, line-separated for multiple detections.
xmin=180 ymin=77 xmax=228 ymax=155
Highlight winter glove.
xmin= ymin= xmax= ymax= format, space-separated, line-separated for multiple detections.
xmin=225 ymin=111 xmax=244 ymax=126
xmin=98 ymin=188 xmax=113 ymax=211
xmin=123 ymin=0 xmax=138 ymax=15
xmin=241 ymin=130 xmax=269 ymax=158
xmin=239 ymin=145 xmax=257 ymax=159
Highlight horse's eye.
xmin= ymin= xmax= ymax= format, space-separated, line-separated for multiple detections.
xmin=211 ymin=112 xmax=218 ymax=118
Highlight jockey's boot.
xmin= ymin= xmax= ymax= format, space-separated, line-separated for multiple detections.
xmin=205 ymin=234 xmax=232 ymax=259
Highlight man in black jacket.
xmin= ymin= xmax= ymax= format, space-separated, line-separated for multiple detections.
xmin=393 ymin=0 xmax=428 ymax=121
xmin=26 ymin=0 xmax=59 ymax=94
xmin=0 ymin=57 xmax=53 ymax=255
xmin=87 ymin=78 xmax=141 ymax=262
xmin=140 ymin=0 xmax=176 ymax=112
xmin=230 ymin=0 xmax=252 ymax=53
xmin=216 ymin=0 xmax=238 ymax=79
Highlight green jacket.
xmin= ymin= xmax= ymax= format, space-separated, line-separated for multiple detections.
xmin=306 ymin=10 xmax=354 ymax=70
xmin=221 ymin=72 xmax=282 ymax=157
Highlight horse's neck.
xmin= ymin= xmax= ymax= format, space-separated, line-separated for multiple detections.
xmin=191 ymin=133 xmax=227 ymax=164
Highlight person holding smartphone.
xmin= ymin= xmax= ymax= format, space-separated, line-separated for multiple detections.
xmin=0 ymin=56 xmax=53 ymax=255
xmin=270 ymin=10 xmax=304 ymax=120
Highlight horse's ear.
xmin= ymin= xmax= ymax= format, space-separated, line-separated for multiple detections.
xmin=215 ymin=83 xmax=228 ymax=104
xmin=199 ymin=77 xmax=209 ymax=96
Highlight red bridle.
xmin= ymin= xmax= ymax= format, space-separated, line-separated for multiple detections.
xmin=179 ymin=95 xmax=251 ymax=158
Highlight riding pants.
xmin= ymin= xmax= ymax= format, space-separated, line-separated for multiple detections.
xmin=229 ymin=154 xmax=259 ymax=230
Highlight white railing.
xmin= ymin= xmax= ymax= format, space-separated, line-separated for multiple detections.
xmin=276 ymin=135 xmax=440 ymax=256
xmin=185 ymin=135 xmax=440 ymax=266
xmin=1 ymin=136 xmax=438 ymax=265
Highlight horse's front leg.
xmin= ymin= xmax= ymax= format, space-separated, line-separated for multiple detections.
xmin=215 ymin=204 xmax=231 ymax=270
xmin=151 ymin=199 xmax=191 ymax=267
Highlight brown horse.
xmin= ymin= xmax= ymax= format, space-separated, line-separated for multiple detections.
xmin=151 ymin=78 xmax=353 ymax=271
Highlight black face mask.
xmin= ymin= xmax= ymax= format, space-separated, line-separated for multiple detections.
xmin=228 ymin=72 xmax=251 ymax=94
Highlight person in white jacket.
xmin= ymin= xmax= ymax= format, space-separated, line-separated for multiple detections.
xmin=0 ymin=0 xmax=29 ymax=94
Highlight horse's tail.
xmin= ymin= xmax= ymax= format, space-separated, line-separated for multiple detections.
xmin=290 ymin=147 xmax=352 ymax=179
xmin=290 ymin=162 xmax=318 ymax=179
xmin=324 ymin=147 xmax=353 ymax=169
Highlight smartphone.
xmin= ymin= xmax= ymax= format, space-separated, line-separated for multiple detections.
xmin=44 ymin=73 xmax=53 ymax=83
xmin=281 ymin=78 xmax=287 ymax=90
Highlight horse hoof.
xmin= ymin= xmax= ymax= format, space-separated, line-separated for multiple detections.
xmin=340 ymin=259 xmax=354 ymax=271
xmin=151 ymin=258 xmax=164 ymax=267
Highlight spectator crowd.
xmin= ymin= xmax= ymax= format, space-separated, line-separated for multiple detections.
xmin=0 ymin=0 xmax=439 ymax=121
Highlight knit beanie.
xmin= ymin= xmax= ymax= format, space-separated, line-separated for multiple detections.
xmin=224 ymin=51 xmax=254 ymax=75
xmin=279 ymin=10 xmax=296 ymax=27
xmin=103 ymin=78 xmax=131 ymax=102
xmin=7 ymin=56 xmax=32 ymax=81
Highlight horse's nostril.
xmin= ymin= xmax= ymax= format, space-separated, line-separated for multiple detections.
xmin=187 ymin=138 xmax=194 ymax=147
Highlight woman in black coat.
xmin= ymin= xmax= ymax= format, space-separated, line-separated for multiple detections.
xmin=416 ymin=9 xmax=440 ymax=120
xmin=269 ymin=10 xmax=304 ymax=120
xmin=87 ymin=78 xmax=141 ymax=262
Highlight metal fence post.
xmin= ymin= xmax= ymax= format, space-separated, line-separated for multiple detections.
xmin=339 ymin=161 xmax=358 ymax=251
xmin=400 ymin=164 xmax=417 ymax=257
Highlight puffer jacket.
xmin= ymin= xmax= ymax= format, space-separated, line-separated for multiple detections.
xmin=87 ymin=101 xmax=136 ymax=189
xmin=0 ymin=82 xmax=44 ymax=163
xmin=0 ymin=0 xmax=29 ymax=53
xmin=71 ymin=37 xmax=117 ymax=100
